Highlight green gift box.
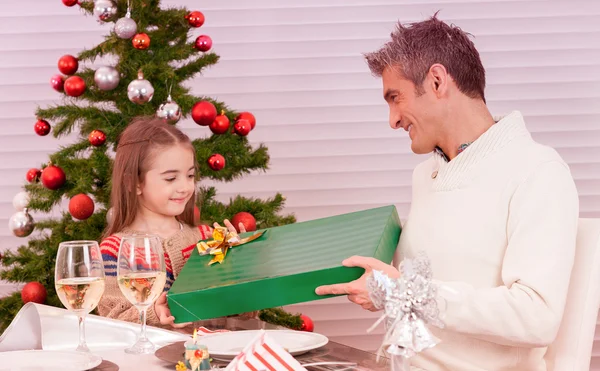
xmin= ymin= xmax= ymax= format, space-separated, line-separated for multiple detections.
xmin=167 ymin=205 xmax=401 ymax=323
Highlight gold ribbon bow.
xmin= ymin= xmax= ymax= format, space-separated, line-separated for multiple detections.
xmin=196 ymin=227 xmax=264 ymax=265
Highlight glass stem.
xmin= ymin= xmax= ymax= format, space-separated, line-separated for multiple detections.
xmin=77 ymin=314 xmax=89 ymax=352
xmin=139 ymin=307 xmax=148 ymax=341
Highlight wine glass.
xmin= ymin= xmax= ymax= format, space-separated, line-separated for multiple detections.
xmin=55 ymin=240 xmax=106 ymax=353
xmin=117 ymin=234 xmax=166 ymax=354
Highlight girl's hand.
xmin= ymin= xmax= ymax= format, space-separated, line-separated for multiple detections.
xmin=213 ymin=219 xmax=246 ymax=234
xmin=155 ymin=292 xmax=193 ymax=329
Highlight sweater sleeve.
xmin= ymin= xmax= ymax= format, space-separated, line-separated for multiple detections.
xmin=97 ymin=236 xmax=160 ymax=326
xmin=434 ymin=161 xmax=579 ymax=347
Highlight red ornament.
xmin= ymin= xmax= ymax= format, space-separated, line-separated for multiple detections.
xmin=194 ymin=35 xmax=212 ymax=52
xmin=191 ymin=101 xmax=217 ymax=126
xmin=41 ymin=165 xmax=66 ymax=190
xmin=88 ymin=130 xmax=106 ymax=146
xmin=300 ymin=314 xmax=314 ymax=332
xmin=21 ymin=282 xmax=47 ymax=304
xmin=186 ymin=11 xmax=205 ymax=28
xmin=26 ymin=168 xmax=42 ymax=183
xmin=34 ymin=119 xmax=51 ymax=136
xmin=64 ymin=76 xmax=86 ymax=97
xmin=69 ymin=194 xmax=95 ymax=220
xmin=231 ymin=212 xmax=257 ymax=233
xmin=62 ymin=0 xmax=79 ymax=6
xmin=50 ymin=74 xmax=65 ymax=92
xmin=210 ymin=113 xmax=230 ymax=135
xmin=233 ymin=119 xmax=251 ymax=137
xmin=207 ymin=154 xmax=225 ymax=171
xmin=194 ymin=205 xmax=201 ymax=225
xmin=58 ymin=55 xmax=78 ymax=75
xmin=236 ymin=112 xmax=256 ymax=130
xmin=132 ymin=33 xmax=151 ymax=50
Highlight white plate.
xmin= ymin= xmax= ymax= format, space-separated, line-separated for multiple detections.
xmin=199 ymin=330 xmax=328 ymax=360
xmin=0 ymin=350 xmax=102 ymax=370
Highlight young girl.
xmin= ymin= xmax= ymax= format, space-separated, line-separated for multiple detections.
xmin=98 ymin=116 xmax=245 ymax=330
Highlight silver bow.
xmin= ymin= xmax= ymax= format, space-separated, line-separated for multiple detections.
xmin=366 ymin=253 xmax=444 ymax=365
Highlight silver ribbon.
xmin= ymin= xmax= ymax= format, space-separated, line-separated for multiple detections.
xmin=366 ymin=252 xmax=444 ymax=368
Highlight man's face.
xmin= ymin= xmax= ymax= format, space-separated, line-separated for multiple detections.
xmin=382 ymin=67 xmax=442 ymax=154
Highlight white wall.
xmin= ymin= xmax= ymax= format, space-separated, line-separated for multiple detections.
xmin=1 ymin=0 xmax=599 ymax=364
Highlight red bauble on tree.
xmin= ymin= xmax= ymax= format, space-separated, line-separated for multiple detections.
xmin=236 ymin=112 xmax=256 ymax=130
xmin=62 ymin=0 xmax=79 ymax=6
xmin=207 ymin=154 xmax=225 ymax=171
xmin=64 ymin=76 xmax=86 ymax=97
xmin=34 ymin=119 xmax=51 ymax=136
xmin=21 ymin=282 xmax=47 ymax=304
xmin=233 ymin=119 xmax=251 ymax=136
xmin=88 ymin=129 xmax=106 ymax=146
xmin=186 ymin=11 xmax=205 ymax=27
xmin=50 ymin=74 xmax=65 ymax=92
xmin=58 ymin=55 xmax=78 ymax=75
xmin=41 ymin=165 xmax=66 ymax=190
xmin=300 ymin=314 xmax=314 ymax=332
xmin=192 ymin=101 xmax=217 ymax=126
xmin=69 ymin=194 xmax=95 ymax=220
xmin=26 ymin=168 xmax=42 ymax=183
xmin=210 ymin=113 xmax=230 ymax=135
xmin=194 ymin=35 xmax=212 ymax=52
xmin=132 ymin=33 xmax=150 ymax=50
xmin=231 ymin=212 xmax=257 ymax=232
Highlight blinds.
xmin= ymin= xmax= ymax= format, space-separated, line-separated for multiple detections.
xmin=1 ymin=0 xmax=599 ymax=363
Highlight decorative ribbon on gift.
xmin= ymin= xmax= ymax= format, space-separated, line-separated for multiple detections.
xmin=196 ymin=227 xmax=265 ymax=265
xmin=366 ymin=252 xmax=444 ymax=371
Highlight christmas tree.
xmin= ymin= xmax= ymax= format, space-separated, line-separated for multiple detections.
xmin=0 ymin=0 xmax=301 ymax=332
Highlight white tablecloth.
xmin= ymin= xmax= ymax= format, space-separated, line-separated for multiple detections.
xmin=0 ymin=303 xmax=191 ymax=370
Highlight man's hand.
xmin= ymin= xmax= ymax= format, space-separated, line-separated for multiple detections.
xmin=154 ymin=292 xmax=193 ymax=329
xmin=213 ymin=219 xmax=246 ymax=234
xmin=315 ymin=256 xmax=400 ymax=311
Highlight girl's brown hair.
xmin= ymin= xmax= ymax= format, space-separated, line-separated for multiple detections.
xmin=103 ymin=116 xmax=197 ymax=238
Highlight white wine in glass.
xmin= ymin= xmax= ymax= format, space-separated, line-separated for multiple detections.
xmin=117 ymin=234 xmax=166 ymax=354
xmin=55 ymin=240 xmax=106 ymax=353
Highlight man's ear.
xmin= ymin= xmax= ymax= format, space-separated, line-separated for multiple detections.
xmin=428 ymin=63 xmax=449 ymax=98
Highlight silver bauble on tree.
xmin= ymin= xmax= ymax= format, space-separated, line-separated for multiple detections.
xmin=156 ymin=95 xmax=182 ymax=124
xmin=94 ymin=0 xmax=117 ymax=22
xmin=94 ymin=66 xmax=120 ymax=91
xmin=12 ymin=191 xmax=30 ymax=211
xmin=127 ymin=70 xmax=154 ymax=104
xmin=9 ymin=208 xmax=34 ymax=238
xmin=114 ymin=10 xmax=137 ymax=39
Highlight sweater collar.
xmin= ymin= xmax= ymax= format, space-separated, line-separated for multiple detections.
xmin=431 ymin=111 xmax=531 ymax=190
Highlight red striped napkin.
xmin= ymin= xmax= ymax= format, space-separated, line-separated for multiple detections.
xmin=224 ymin=330 xmax=306 ymax=371
xmin=195 ymin=326 xmax=230 ymax=336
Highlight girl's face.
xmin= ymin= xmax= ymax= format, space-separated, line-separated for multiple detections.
xmin=137 ymin=144 xmax=196 ymax=218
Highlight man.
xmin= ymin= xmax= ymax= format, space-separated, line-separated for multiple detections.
xmin=315 ymin=14 xmax=579 ymax=371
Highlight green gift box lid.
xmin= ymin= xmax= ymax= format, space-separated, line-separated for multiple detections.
xmin=167 ymin=205 xmax=401 ymax=322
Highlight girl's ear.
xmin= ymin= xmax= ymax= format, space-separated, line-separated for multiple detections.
xmin=136 ymin=183 xmax=142 ymax=196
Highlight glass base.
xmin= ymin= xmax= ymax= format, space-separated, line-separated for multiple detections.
xmin=75 ymin=343 xmax=90 ymax=353
xmin=125 ymin=337 xmax=156 ymax=355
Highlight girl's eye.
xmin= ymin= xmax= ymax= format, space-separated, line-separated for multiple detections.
xmin=188 ymin=174 xmax=195 ymax=179
xmin=165 ymin=178 xmax=176 ymax=182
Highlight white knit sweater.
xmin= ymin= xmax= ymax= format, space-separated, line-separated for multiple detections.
xmin=397 ymin=111 xmax=579 ymax=371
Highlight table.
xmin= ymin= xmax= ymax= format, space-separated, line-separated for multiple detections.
xmin=151 ymin=317 xmax=390 ymax=370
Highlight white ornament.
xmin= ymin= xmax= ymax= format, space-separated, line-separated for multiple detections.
xmin=12 ymin=191 xmax=30 ymax=211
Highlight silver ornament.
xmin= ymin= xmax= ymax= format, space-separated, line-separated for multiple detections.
xmin=106 ymin=208 xmax=114 ymax=224
xmin=114 ymin=13 xmax=137 ymax=39
xmin=9 ymin=208 xmax=34 ymax=238
xmin=156 ymin=95 xmax=182 ymax=124
xmin=94 ymin=66 xmax=120 ymax=91
xmin=12 ymin=191 xmax=30 ymax=212
xmin=94 ymin=0 xmax=117 ymax=22
xmin=127 ymin=71 xmax=154 ymax=104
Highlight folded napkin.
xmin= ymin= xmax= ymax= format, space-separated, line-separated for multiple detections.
xmin=224 ymin=330 xmax=306 ymax=371
xmin=0 ymin=303 xmax=189 ymax=352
